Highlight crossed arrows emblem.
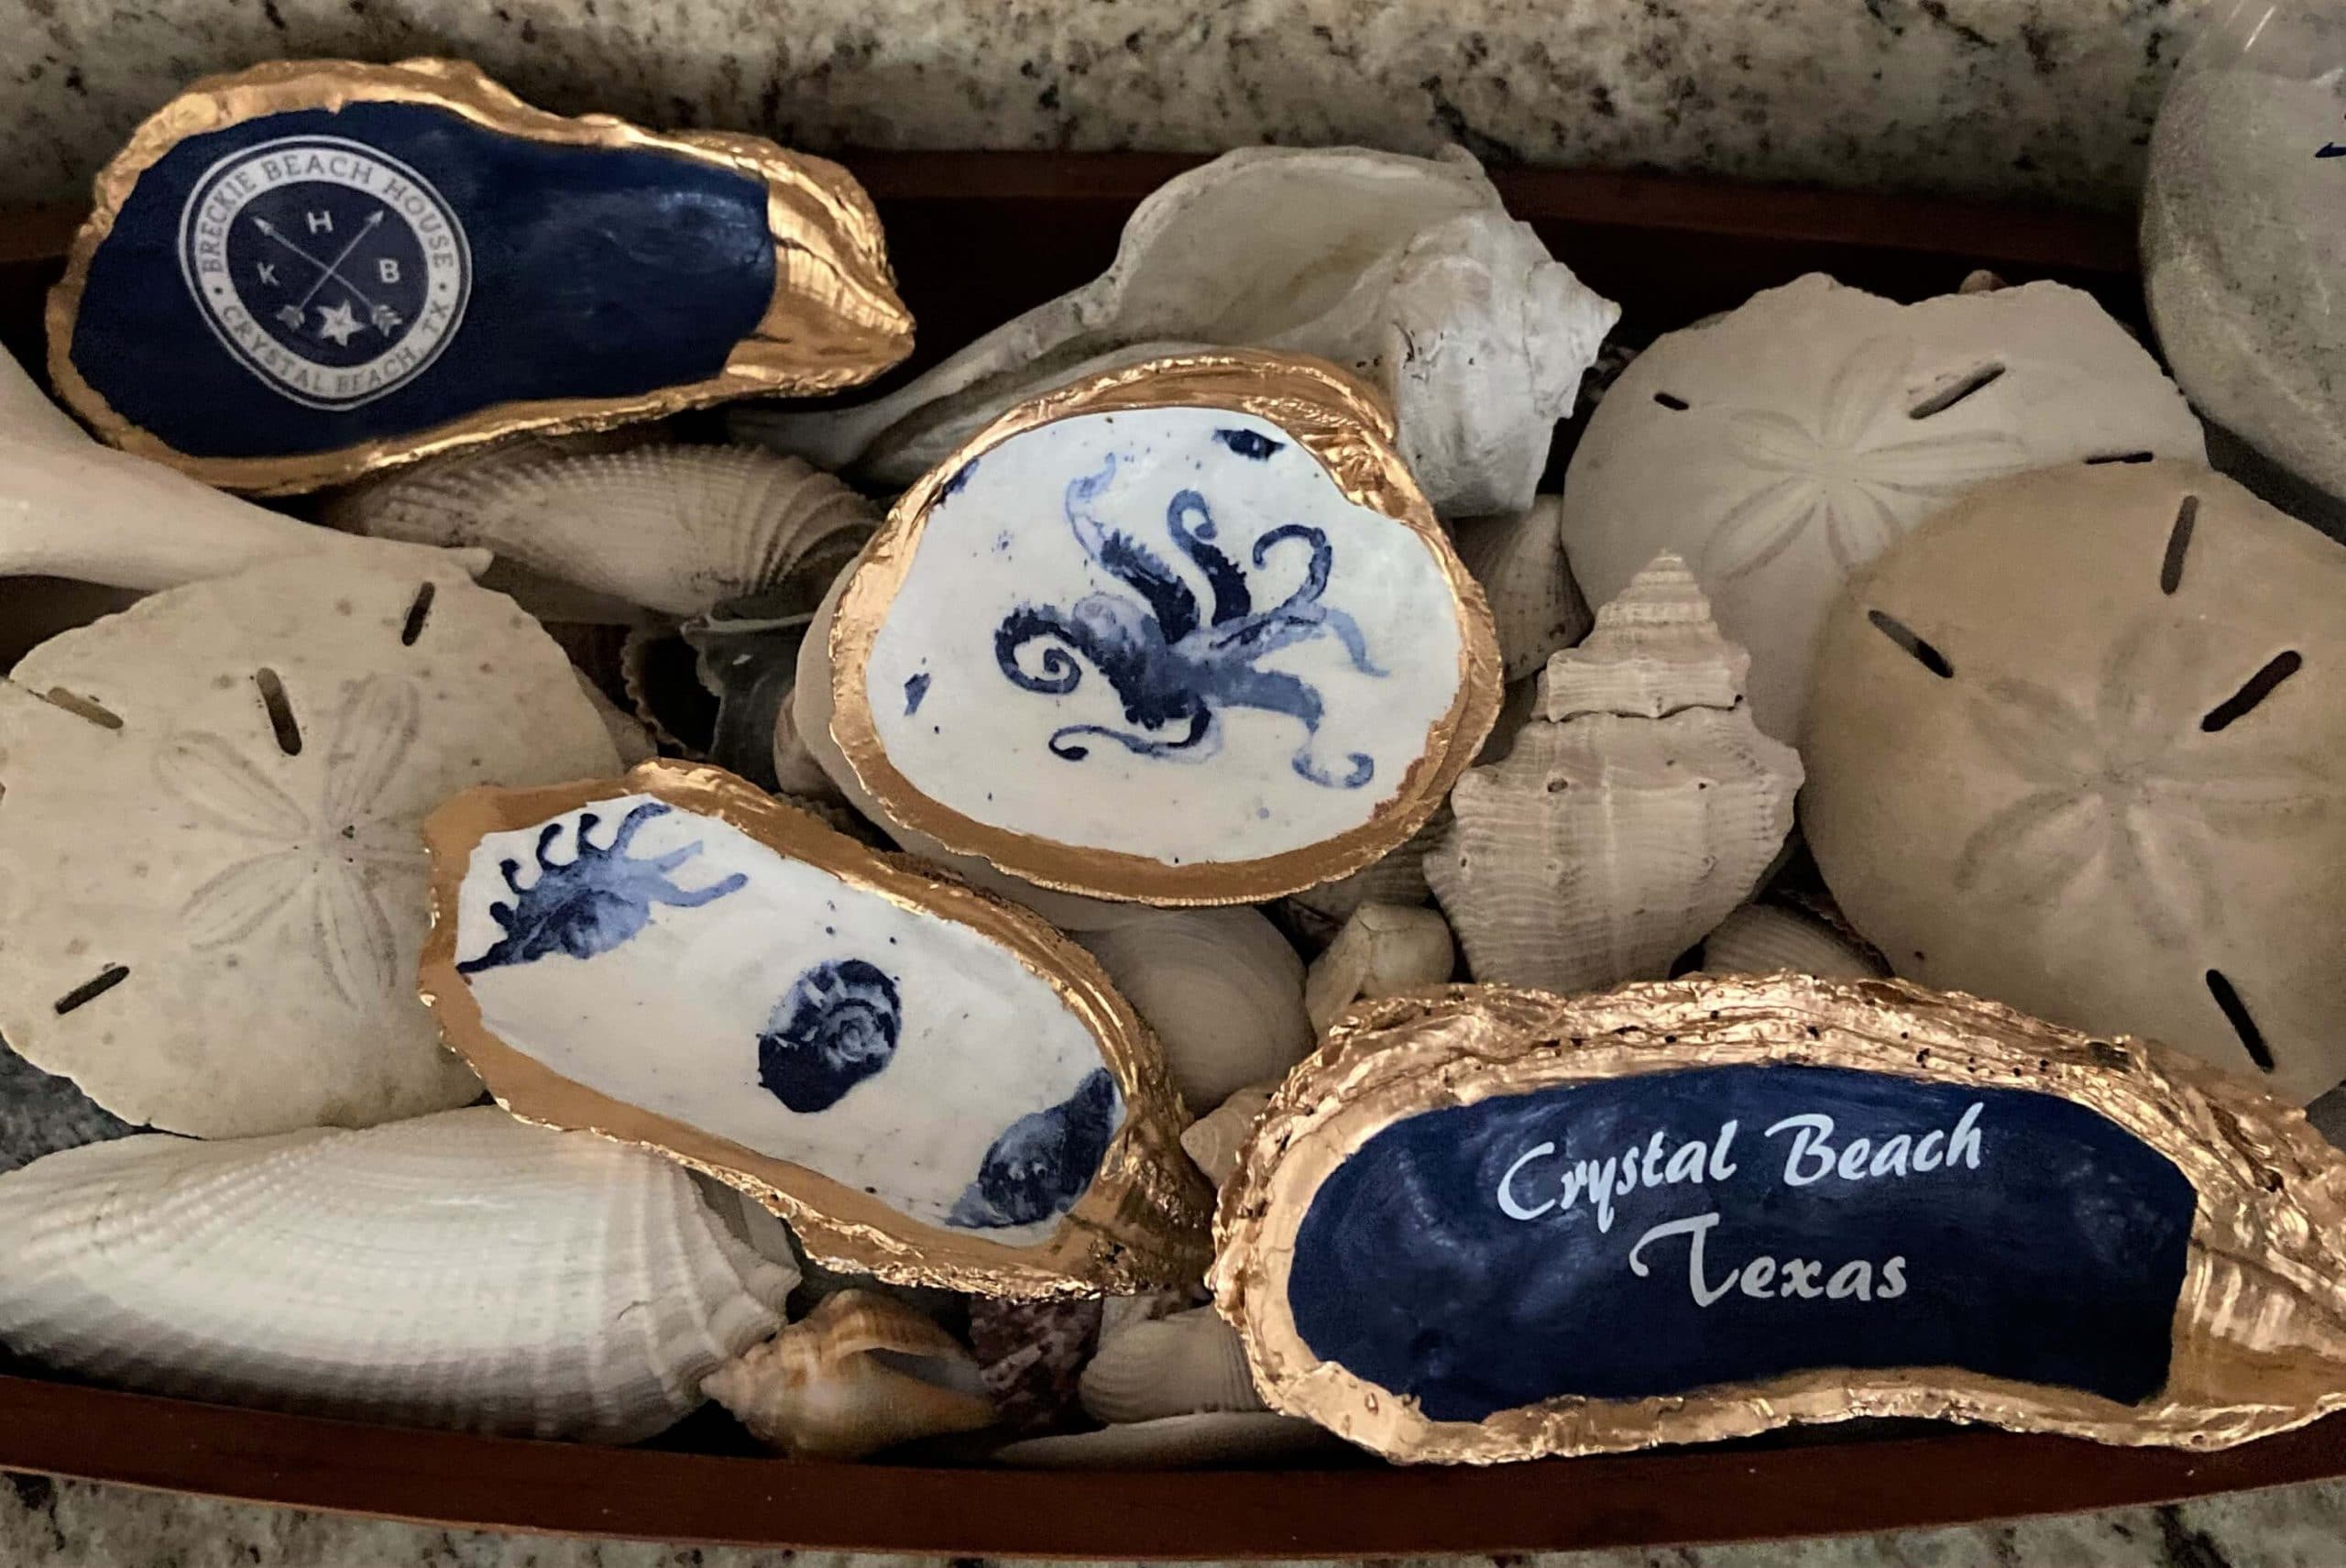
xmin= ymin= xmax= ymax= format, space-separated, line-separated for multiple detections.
xmin=251 ymin=210 xmax=405 ymax=337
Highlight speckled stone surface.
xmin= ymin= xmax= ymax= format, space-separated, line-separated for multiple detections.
xmin=3 ymin=0 xmax=2203 ymax=212
xmin=5 ymin=1471 xmax=2346 ymax=1566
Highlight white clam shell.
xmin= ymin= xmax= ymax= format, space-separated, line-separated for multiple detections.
xmin=737 ymin=146 xmax=1617 ymax=520
xmin=1077 ymin=908 xmax=1312 ymax=1112
xmin=332 ymin=443 xmax=877 ymax=621
xmin=1560 ymin=274 xmax=2208 ymax=740
xmin=704 ymin=1288 xmax=996 ymax=1460
xmin=1080 ymin=1306 xmax=1267 ymax=1424
xmin=0 ymin=1108 xmax=794 ymax=1442
xmin=1180 ymin=1082 xmax=1278 ymax=1191
xmin=1426 ymin=554 xmax=1803 ymax=993
xmin=0 ymin=345 xmax=481 ymax=590
xmin=1303 ymin=902 xmax=1457 ymax=1034
xmin=1451 ymin=497 xmax=1592 ymax=684
xmin=991 ymin=1410 xmax=1337 ymax=1469
xmin=0 ymin=556 xmax=622 ymax=1138
xmin=1692 ymin=903 xmax=1887 ymax=981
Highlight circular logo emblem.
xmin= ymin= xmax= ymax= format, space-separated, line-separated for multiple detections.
xmin=177 ymin=135 xmax=472 ymax=410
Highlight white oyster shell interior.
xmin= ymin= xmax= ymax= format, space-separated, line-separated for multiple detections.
xmin=453 ymin=793 xmax=1114 ymax=1243
xmin=863 ymin=408 xmax=1465 ymax=865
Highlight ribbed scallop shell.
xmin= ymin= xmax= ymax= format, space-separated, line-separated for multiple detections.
xmin=1080 ymin=1307 xmax=1266 ymax=1425
xmin=335 ymin=444 xmax=877 ymax=619
xmin=1426 ymin=554 xmax=1803 ymax=993
xmin=1693 ymin=903 xmax=1888 ymax=981
xmin=0 ymin=1107 xmax=794 ymax=1443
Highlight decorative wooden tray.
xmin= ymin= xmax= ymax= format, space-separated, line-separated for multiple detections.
xmin=2 ymin=153 xmax=2338 ymax=1557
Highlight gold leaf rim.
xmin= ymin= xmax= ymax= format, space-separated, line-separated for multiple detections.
xmin=1211 ymin=974 xmax=2346 ymax=1462
xmin=826 ymin=348 xmax=1504 ymax=905
xmin=419 ymin=760 xmax=1212 ymax=1298
xmin=47 ymin=57 xmax=915 ymax=495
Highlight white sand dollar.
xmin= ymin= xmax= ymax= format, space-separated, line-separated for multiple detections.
xmin=1561 ymin=274 xmax=2207 ymax=740
xmin=0 ymin=556 xmax=621 ymax=1138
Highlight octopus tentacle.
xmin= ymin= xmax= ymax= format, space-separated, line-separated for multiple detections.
xmin=653 ymin=871 xmax=749 ymax=907
xmin=1314 ymin=605 xmax=1387 ymax=676
xmin=1252 ymin=524 xmax=1332 ymax=610
xmin=1048 ymin=704 xmax=1215 ymax=762
xmin=1066 ymin=458 xmax=1200 ymax=642
xmin=1214 ymin=664 xmax=1376 ymax=791
xmin=534 ymin=821 xmax=567 ymax=869
xmin=995 ymin=607 xmax=1093 ymax=695
xmin=1167 ymin=489 xmax=1253 ymax=625
xmin=603 ymin=799 xmax=671 ymax=854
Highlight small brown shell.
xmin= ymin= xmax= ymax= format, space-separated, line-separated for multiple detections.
xmin=704 ymin=1289 xmax=996 ymax=1460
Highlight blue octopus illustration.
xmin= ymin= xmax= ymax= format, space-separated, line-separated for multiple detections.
xmin=992 ymin=455 xmax=1385 ymax=790
xmin=757 ymin=959 xmax=903 ymax=1113
xmin=948 ymin=1068 xmax=1121 ymax=1230
xmin=458 ymin=801 xmax=746 ymax=974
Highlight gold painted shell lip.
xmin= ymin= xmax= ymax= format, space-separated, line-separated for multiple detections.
xmin=826 ymin=348 xmax=1505 ymax=905
xmin=1210 ymin=974 xmax=2346 ymax=1464
xmin=418 ymin=759 xmax=1212 ymax=1299
xmin=47 ymin=57 xmax=915 ymax=496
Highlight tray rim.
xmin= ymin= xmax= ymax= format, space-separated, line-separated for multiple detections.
xmin=3 ymin=155 xmax=2313 ymax=1557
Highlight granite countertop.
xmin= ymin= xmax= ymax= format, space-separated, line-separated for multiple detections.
xmin=5 ymin=0 xmax=2204 ymax=213
xmin=5 ymin=1471 xmax=2345 ymax=1568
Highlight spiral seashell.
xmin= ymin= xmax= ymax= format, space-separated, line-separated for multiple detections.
xmin=705 ymin=1288 xmax=996 ymax=1460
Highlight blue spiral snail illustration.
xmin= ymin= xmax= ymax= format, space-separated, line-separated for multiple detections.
xmin=459 ymin=802 xmax=745 ymax=973
xmin=757 ymin=959 xmax=904 ymax=1113
xmin=948 ymin=1068 xmax=1122 ymax=1229
xmin=992 ymin=455 xmax=1385 ymax=790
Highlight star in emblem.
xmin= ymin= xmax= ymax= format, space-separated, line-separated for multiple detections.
xmin=314 ymin=300 xmax=363 ymax=345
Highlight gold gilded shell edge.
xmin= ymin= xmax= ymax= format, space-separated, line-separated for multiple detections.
xmin=1210 ymin=973 xmax=2346 ymax=1462
xmin=826 ymin=348 xmax=1506 ymax=905
xmin=47 ymin=57 xmax=915 ymax=495
xmin=418 ymin=759 xmax=1213 ymax=1298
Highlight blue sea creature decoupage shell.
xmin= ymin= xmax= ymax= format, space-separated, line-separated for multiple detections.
xmin=1211 ymin=975 xmax=2346 ymax=1463
xmin=45 ymin=58 xmax=912 ymax=494
xmin=421 ymin=761 xmax=1211 ymax=1296
xmin=826 ymin=351 xmax=1502 ymax=904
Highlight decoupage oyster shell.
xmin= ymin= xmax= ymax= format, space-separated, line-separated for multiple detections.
xmin=49 ymin=57 xmax=912 ymax=493
xmin=1425 ymin=555 xmax=1802 ymax=992
xmin=0 ymin=342 xmax=479 ymax=591
xmin=421 ymin=760 xmax=1211 ymax=1296
xmin=1560 ymin=274 xmax=2209 ymax=740
xmin=0 ymin=555 xmax=622 ymax=1138
xmin=1211 ymin=975 xmax=2346 ymax=1463
xmin=329 ymin=443 xmax=877 ymax=621
xmin=735 ymin=145 xmax=1617 ymax=520
xmin=704 ymin=1288 xmax=996 ymax=1460
xmin=819 ymin=351 xmax=1501 ymax=905
xmin=0 ymin=1106 xmax=794 ymax=1442
xmin=1803 ymin=460 xmax=2346 ymax=1104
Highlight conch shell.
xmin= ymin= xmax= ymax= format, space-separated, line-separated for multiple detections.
xmin=1076 ymin=908 xmax=1312 ymax=1111
xmin=331 ymin=443 xmax=876 ymax=621
xmin=1304 ymin=902 xmax=1457 ymax=1034
xmin=735 ymin=145 xmax=1618 ymax=520
xmin=1426 ymin=554 xmax=1803 ymax=992
xmin=704 ymin=1289 xmax=996 ymax=1460
xmin=0 ymin=344 xmax=480 ymax=591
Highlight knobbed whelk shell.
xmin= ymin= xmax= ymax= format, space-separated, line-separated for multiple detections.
xmin=1803 ymin=460 xmax=2346 ymax=1104
xmin=1212 ymin=975 xmax=2346 ymax=1463
xmin=1426 ymin=555 xmax=1802 ymax=993
xmin=0 ymin=1107 xmax=794 ymax=1442
xmin=1076 ymin=908 xmax=1312 ymax=1111
xmin=1080 ymin=1306 xmax=1266 ymax=1425
xmin=51 ymin=57 xmax=912 ymax=493
xmin=1304 ymin=902 xmax=1457 ymax=1034
xmin=332 ymin=444 xmax=877 ymax=620
xmin=0 ymin=344 xmax=480 ymax=591
xmin=821 ymin=350 xmax=1502 ymax=905
xmin=705 ymin=1289 xmax=996 ymax=1460
xmin=1561 ymin=274 xmax=2208 ymax=740
xmin=737 ymin=145 xmax=1617 ymax=520
xmin=0 ymin=556 xmax=621 ymax=1138
xmin=422 ymin=761 xmax=1211 ymax=1296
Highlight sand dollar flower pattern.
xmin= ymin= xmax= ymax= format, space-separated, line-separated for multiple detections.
xmin=1705 ymin=336 xmax=2029 ymax=580
xmin=1951 ymin=617 xmax=2325 ymax=949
